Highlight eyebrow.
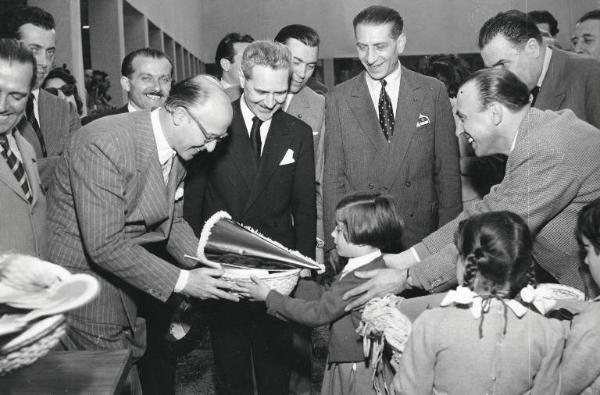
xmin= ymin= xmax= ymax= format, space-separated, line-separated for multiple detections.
xmin=456 ymin=110 xmax=465 ymax=120
xmin=492 ymin=59 xmax=506 ymax=67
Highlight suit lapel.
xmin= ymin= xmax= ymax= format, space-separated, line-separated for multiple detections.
xmin=0 ymin=149 xmax=25 ymax=200
xmin=535 ymin=49 xmax=566 ymax=111
xmin=15 ymin=130 xmax=43 ymax=206
xmin=348 ymin=72 xmax=387 ymax=151
xmin=381 ymin=67 xmax=424 ymax=186
xmin=243 ymin=111 xmax=291 ymax=214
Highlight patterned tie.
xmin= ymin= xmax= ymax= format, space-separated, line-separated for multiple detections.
xmin=0 ymin=132 xmax=33 ymax=203
xmin=378 ymin=79 xmax=395 ymax=142
xmin=250 ymin=116 xmax=263 ymax=163
xmin=530 ymin=86 xmax=540 ymax=106
xmin=26 ymin=95 xmax=47 ymax=157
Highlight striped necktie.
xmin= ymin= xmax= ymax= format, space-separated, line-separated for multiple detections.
xmin=0 ymin=132 xmax=33 ymax=203
xmin=378 ymin=79 xmax=395 ymax=142
xmin=26 ymin=95 xmax=47 ymax=157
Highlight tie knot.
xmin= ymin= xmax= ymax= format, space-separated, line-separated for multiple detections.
xmin=252 ymin=116 xmax=263 ymax=127
xmin=380 ymin=79 xmax=387 ymax=88
xmin=0 ymin=133 xmax=9 ymax=148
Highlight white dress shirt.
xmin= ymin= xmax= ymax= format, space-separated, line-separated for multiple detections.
xmin=240 ymin=93 xmax=273 ymax=154
xmin=340 ymin=249 xmax=382 ymax=279
xmin=365 ymin=62 xmax=402 ymax=117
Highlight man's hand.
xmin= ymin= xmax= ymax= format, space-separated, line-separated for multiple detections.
xmin=383 ymin=249 xmax=418 ymax=270
xmin=342 ymin=268 xmax=409 ymax=311
xmin=181 ymin=267 xmax=244 ymax=302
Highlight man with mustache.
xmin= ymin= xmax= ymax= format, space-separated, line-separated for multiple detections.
xmin=82 ymin=48 xmax=173 ymax=125
xmin=10 ymin=6 xmax=81 ymax=190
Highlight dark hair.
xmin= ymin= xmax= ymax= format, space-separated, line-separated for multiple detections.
xmin=11 ymin=6 xmax=55 ymax=38
xmin=121 ymin=48 xmax=174 ymax=78
xmin=527 ymin=10 xmax=559 ymax=36
xmin=43 ymin=67 xmax=83 ymax=115
xmin=418 ymin=54 xmax=471 ymax=98
xmin=578 ymin=9 xmax=600 ymax=24
xmin=353 ymin=6 xmax=404 ymax=39
xmin=164 ymin=74 xmax=224 ymax=112
xmin=478 ymin=10 xmax=542 ymax=49
xmin=461 ymin=68 xmax=530 ymax=112
xmin=454 ymin=211 xmax=534 ymax=298
xmin=0 ymin=39 xmax=37 ymax=89
xmin=577 ymin=198 xmax=600 ymax=254
xmin=274 ymin=24 xmax=320 ymax=48
xmin=214 ymin=33 xmax=254 ymax=76
xmin=335 ymin=192 xmax=403 ymax=253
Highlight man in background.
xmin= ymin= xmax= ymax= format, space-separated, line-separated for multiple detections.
xmin=215 ymin=32 xmax=254 ymax=101
xmin=528 ymin=10 xmax=561 ymax=47
xmin=572 ymin=9 xmax=600 ymax=61
xmin=10 ymin=6 xmax=80 ymax=190
xmin=82 ymin=48 xmax=173 ymax=125
xmin=0 ymin=39 xmax=46 ymax=259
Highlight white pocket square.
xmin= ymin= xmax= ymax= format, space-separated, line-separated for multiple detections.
xmin=175 ymin=185 xmax=184 ymax=201
xmin=279 ymin=149 xmax=295 ymax=165
xmin=416 ymin=113 xmax=431 ymax=127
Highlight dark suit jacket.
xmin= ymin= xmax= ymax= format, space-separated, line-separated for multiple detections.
xmin=536 ymin=48 xmax=600 ymax=128
xmin=266 ymin=256 xmax=386 ymax=363
xmin=323 ymin=67 xmax=462 ymax=251
xmin=81 ymin=104 xmax=128 ymax=126
xmin=0 ymin=129 xmax=47 ymax=259
xmin=21 ymin=89 xmax=81 ymax=190
xmin=48 ymin=111 xmax=198 ymax=338
xmin=412 ymin=108 xmax=600 ymax=292
xmin=184 ymin=100 xmax=316 ymax=258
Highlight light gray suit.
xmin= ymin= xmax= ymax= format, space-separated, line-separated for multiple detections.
xmin=0 ymin=128 xmax=47 ymax=259
xmin=47 ymin=110 xmax=198 ymax=352
xmin=21 ymin=89 xmax=81 ymax=190
xmin=412 ymin=108 xmax=600 ymax=292
xmin=324 ymin=67 xmax=462 ymax=252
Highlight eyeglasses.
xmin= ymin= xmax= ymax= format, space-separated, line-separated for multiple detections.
xmin=44 ymin=84 xmax=76 ymax=97
xmin=182 ymin=107 xmax=228 ymax=143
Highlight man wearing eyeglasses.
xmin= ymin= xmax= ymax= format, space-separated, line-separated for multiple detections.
xmin=82 ymin=48 xmax=173 ymax=125
xmin=47 ymin=75 xmax=240 ymax=394
xmin=184 ymin=41 xmax=316 ymax=395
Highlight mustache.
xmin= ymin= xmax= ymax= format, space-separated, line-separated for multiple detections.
xmin=143 ymin=90 xmax=164 ymax=97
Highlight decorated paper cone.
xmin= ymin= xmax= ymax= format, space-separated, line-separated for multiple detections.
xmin=196 ymin=211 xmax=324 ymax=271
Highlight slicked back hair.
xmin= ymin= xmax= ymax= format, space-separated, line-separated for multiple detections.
xmin=478 ymin=9 xmax=542 ymax=49
xmin=353 ymin=6 xmax=404 ymax=39
xmin=214 ymin=33 xmax=254 ymax=76
xmin=461 ymin=68 xmax=530 ymax=113
xmin=578 ymin=9 xmax=600 ymax=24
xmin=527 ymin=10 xmax=559 ymax=36
xmin=240 ymin=40 xmax=291 ymax=80
xmin=0 ymin=39 xmax=37 ymax=89
xmin=11 ymin=6 xmax=55 ymax=38
xmin=121 ymin=48 xmax=173 ymax=78
xmin=274 ymin=24 xmax=320 ymax=48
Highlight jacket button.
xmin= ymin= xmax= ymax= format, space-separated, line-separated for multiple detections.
xmin=368 ymin=183 xmax=375 ymax=189
xmin=297 ymin=114 xmax=302 ymax=118
xmin=405 ymin=181 xmax=411 ymax=187
xmin=409 ymin=210 xmax=415 ymax=217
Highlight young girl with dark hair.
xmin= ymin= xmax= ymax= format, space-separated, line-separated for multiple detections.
xmin=242 ymin=192 xmax=403 ymax=394
xmin=393 ymin=211 xmax=565 ymax=395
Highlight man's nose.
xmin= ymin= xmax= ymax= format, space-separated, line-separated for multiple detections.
xmin=366 ymin=48 xmax=377 ymax=64
xmin=574 ymin=42 xmax=585 ymax=54
xmin=264 ymin=93 xmax=275 ymax=108
xmin=296 ymin=65 xmax=306 ymax=80
xmin=204 ymin=140 xmax=217 ymax=152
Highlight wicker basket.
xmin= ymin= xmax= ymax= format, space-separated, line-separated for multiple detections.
xmin=223 ymin=268 xmax=301 ymax=296
xmin=0 ymin=314 xmax=66 ymax=375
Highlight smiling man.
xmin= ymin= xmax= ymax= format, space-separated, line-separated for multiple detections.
xmin=47 ymin=75 xmax=238 ymax=394
xmin=323 ymin=5 xmax=461 ymax=258
xmin=340 ymin=68 xmax=600 ymax=311
xmin=572 ymin=10 xmax=600 ymax=61
xmin=184 ymin=40 xmax=315 ymax=395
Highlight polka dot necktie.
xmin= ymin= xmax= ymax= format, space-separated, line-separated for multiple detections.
xmin=0 ymin=132 xmax=33 ymax=204
xmin=378 ymin=79 xmax=394 ymax=142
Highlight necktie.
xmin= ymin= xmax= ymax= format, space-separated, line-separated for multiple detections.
xmin=0 ymin=133 xmax=33 ymax=203
xmin=250 ymin=116 xmax=263 ymax=163
xmin=530 ymin=86 xmax=540 ymax=106
xmin=378 ymin=79 xmax=395 ymax=142
xmin=26 ymin=95 xmax=47 ymax=157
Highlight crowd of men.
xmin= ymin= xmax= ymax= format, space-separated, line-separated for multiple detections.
xmin=2 ymin=4 xmax=600 ymax=395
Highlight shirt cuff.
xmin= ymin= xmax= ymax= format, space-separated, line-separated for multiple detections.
xmin=174 ymin=269 xmax=189 ymax=293
xmin=410 ymin=247 xmax=421 ymax=263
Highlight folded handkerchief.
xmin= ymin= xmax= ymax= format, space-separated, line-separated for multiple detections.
xmin=279 ymin=149 xmax=295 ymax=165
xmin=416 ymin=113 xmax=430 ymax=127
xmin=175 ymin=185 xmax=184 ymax=201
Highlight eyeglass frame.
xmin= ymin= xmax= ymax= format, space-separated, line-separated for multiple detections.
xmin=179 ymin=106 xmax=228 ymax=144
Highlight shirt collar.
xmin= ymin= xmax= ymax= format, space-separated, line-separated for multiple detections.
xmin=536 ymin=46 xmax=552 ymax=88
xmin=240 ymin=93 xmax=273 ymax=133
xmin=340 ymin=250 xmax=381 ymax=279
xmin=220 ymin=78 xmax=236 ymax=89
xmin=127 ymin=102 xmax=139 ymax=113
xmin=365 ymin=61 xmax=401 ymax=86
xmin=364 ymin=62 xmax=402 ymax=113
xmin=283 ymin=93 xmax=295 ymax=112
xmin=150 ymin=108 xmax=175 ymax=166
xmin=440 ymin=286 xmax=528 ymax=319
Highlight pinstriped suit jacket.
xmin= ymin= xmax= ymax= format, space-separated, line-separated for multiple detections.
xmin=0 ymin=129 xmax=47 ymax=259
xmin=47 ymin=110 xmax=198 ymax=332
xmin=21 ymin=89 xmax=81 ymax=190
xmin=412 ymin=108 xmax=600 ymax=292
xmin=323 ymin=68 xmax=462 ymax=252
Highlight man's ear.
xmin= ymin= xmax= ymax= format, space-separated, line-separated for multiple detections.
xmin=395 ymin=33 xmax=407 ymax=54
xmin=490 ymin=103 xmax=503 ymax=126
xmin=523 ymin=37 xmax=541 ymax=58
xmin=120 ymin=76 xmax=130 ymax=92
xmin=171 ymin=107 xmax=187 ymax=127
xmin=220 ymin=58 xmax=231 ymax=73
xmin=239 ymin=69 xmax=246 ymax=89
